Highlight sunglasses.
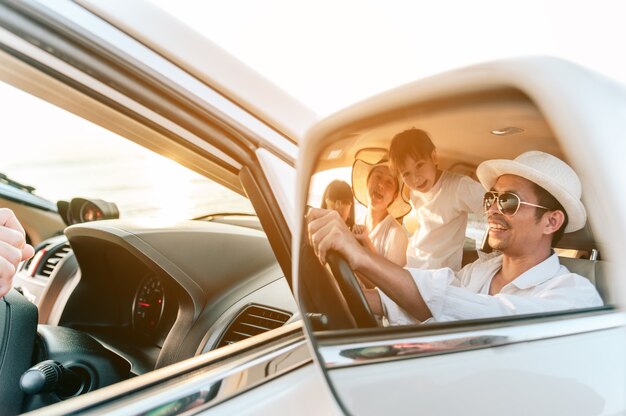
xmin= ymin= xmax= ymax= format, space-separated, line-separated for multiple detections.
xmin=483 ymin=191 xmax=550 ymax=216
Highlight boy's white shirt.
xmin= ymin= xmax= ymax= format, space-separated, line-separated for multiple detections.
xmin=406 ymin=171 xmax=484 ymax=271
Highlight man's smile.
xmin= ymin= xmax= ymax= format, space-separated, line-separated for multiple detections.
xmin=488 ymin=217 xmax=510 ymax=235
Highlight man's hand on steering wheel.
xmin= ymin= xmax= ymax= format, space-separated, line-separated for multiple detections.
xmin=307 ymin=208 xmax=378 ymax=327
xmin=307 ymin=208 xmax=367 ymax=268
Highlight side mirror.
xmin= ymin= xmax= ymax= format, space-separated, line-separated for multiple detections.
xmin=294 ymin=57 xmax=620 ymax=415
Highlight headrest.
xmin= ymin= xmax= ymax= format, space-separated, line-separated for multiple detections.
xmin=555 ymin=222 xmax=596 ymax=252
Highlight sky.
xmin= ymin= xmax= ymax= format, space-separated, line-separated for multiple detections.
xmin=149 ymin=0 xmax=626 ymax=116
xmin=0 ymin=81 xmax=252 ymax=220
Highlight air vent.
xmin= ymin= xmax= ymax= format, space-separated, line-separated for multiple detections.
xmin=217 ymin=305 xmax=291 ymax=348
xmin=39 ymin=243 xmax=72 ymax=278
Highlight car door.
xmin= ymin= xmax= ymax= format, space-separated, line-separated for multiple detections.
xmin=294 ymin=57 xmax=626 ymax=415
xmin=0 ymin=1 xmax=340 ymax=415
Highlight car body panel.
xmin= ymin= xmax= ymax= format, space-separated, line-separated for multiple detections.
xmin=0 ymin=2 xmax=319 ymax=414
xmin=328 ymin=325 xmax=626 ymax=415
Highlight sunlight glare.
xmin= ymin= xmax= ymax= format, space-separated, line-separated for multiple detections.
xmin=143 ymin=154 xmax=199 ymax=221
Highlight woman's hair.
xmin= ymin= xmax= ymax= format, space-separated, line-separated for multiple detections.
xmin=388 ymin=128 xmax=436 ymax=176
xmin=321 ymin=180 xmax=355 ymax=228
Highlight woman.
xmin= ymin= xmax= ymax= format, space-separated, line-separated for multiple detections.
xmin=352 ymin=158 xmax=410 ymax=267
xmin=320 ymin=180 xmax=355 ymax=229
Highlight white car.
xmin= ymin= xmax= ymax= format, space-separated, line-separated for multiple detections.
xmin=0 ymin=1 xmax=625 ymax=415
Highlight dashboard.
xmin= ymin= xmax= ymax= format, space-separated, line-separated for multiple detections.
xmin=15 ymin=217 xmax=299 ymax=376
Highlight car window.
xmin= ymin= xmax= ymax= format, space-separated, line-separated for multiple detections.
xmin=1 ymin=41 xmax=301 ymax=413
xmin=1 ymin=80 xmax=254 ymax=221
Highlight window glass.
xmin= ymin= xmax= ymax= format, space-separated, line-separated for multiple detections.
xmin=1 ymin=81 xmax=253 ymax=220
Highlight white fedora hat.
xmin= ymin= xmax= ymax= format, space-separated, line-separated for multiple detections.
xmin=352 ymin=158 xmax=411 ymax=219
xmin=476 ymin=151 xmax=586 ymax=233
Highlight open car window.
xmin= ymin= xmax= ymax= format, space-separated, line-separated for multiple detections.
xmin=1 ymin=70 xmax=254 ymax=224
xmin=0 ymin=2 xmax=306 ymax=413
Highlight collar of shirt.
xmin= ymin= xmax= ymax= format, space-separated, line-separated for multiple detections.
xmin=508 ymin=251 xmax=561 ymax=289
xmin=469 ymin=251 xmax=561 ymax=293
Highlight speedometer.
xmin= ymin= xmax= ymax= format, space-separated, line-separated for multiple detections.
xmin=133 ymin=276 xmax=165 ymax=334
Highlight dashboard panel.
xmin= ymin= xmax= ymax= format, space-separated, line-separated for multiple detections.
xmin=19 ymin=217 xmax=299 ymax=376
xmin=132 ymin=274 xmax=166 ymax=335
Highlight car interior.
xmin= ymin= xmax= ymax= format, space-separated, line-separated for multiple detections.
xmin=3 ymin=177 xmax=301 ymax=411
xmin=0 ymin=45 xmax=301 ymax=413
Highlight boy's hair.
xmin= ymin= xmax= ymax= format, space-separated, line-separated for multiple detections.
xmin=388 ymin=128 xmax=435 ymax=176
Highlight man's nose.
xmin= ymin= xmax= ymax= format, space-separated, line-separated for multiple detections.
xmin=485 ymin=200 xmax=500 ymax=215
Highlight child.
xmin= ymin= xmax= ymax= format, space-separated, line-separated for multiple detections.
xmin=389 ymin=128 xmax=484 ymax=271
xmin=351 ymin=158 xmax=410 ymax=267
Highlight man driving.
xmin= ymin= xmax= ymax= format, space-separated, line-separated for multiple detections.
xmin=308 ymin=151 xmax=603 ymax=325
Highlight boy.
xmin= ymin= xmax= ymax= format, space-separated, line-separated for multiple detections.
xmin=389 ymin=128 xmax=484 ymax=271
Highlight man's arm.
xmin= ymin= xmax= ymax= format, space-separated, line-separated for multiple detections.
xmin=0 ymin=208 xmax=35 ymax=297
xmin=357 ymin=247 xmax=432 ymax=321
xmin=308 ymin=207 xmax=432 ymax=322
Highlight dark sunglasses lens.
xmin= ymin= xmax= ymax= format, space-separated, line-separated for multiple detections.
xmin=498 ymin=193 xmax=520 ymax=215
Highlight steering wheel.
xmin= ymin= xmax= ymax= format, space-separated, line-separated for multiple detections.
xmin=0 ymin=290 xmax=38 ymax=415
xmin=326 ymin=251 xmax=378 ymax=328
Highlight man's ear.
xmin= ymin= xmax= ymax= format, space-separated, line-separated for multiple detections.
xmin=544 ymin=210 xmax=565 ymax=235
xmin=431 ymin=149 xmax=438 ymax=166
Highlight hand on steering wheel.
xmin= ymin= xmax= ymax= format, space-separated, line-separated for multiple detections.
xmin=326 ymin=250 xmax=378 ymax=328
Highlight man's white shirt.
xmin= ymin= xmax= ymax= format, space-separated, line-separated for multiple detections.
xmin=378 ymin=252 xmax=603 ymax=325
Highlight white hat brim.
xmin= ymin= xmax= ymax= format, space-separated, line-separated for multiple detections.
xmin=476 ymin=159 xmax=586 ymax=233
xmin=352 ymin=159 xmax=411 ymax=219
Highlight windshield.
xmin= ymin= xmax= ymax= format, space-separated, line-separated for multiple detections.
xmin=1 ymin=81 xmax=254 ymax=220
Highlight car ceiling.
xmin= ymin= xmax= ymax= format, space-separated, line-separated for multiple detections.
xmin=313 ymin=88 xmax=562 ymax=174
